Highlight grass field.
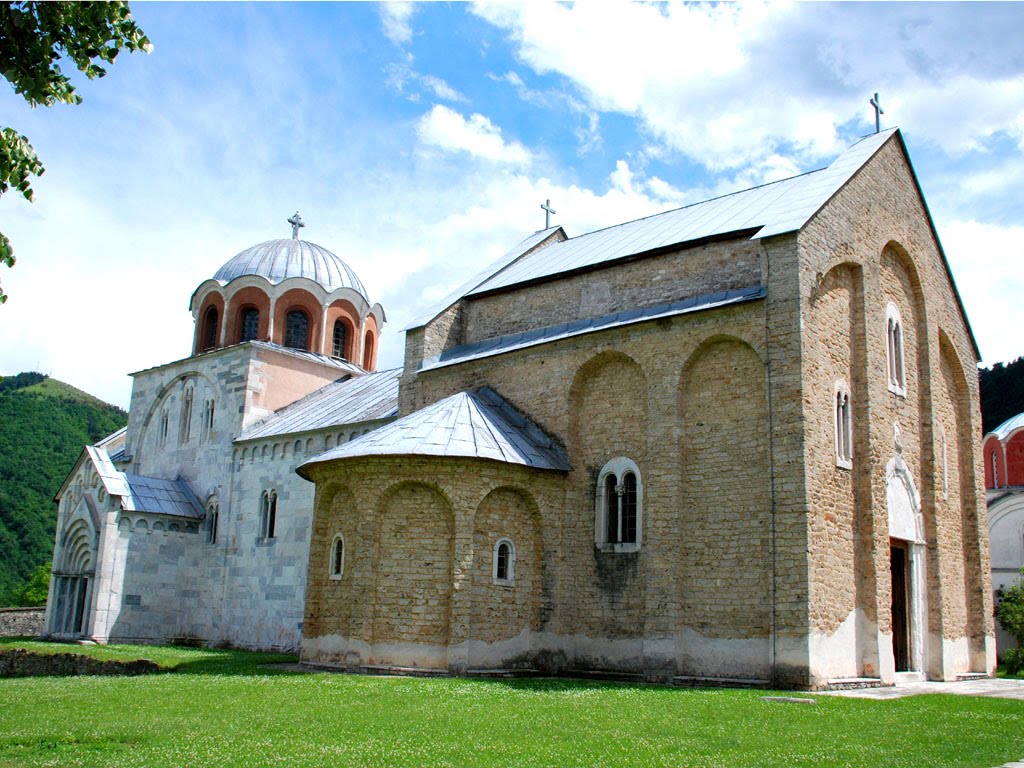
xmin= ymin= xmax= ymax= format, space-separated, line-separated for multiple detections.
xmin=1 ymin=640 xmax=1022 ymax=768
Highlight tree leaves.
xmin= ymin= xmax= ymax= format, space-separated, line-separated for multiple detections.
xmin=0 ymin=1 xmax=150 ymax=303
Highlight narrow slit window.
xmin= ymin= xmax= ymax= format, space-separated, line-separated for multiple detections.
xmin=886 ymin=303 xmax=906 ymax=394
xmin=330 ymin=535 xmax=345 ymax=578
xmin=493 ymin=538 xmax=515 ymax=584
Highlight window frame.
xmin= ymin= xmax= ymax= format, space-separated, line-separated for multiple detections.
xmin=206 ymin=502 xmax=219 ymax=545
xmin=329 ymin=533 xmax=345 ymax=579
xmin=259 ymin=490 xmax=278 ymax=541
xmin=492 ymin=537 xmax=516 ymax=585
xmin=594 ymin=457 xmax=643 ymax=552
xmin=834 ymin=380 xmax=853 ymax=469
xmin=239 ymin=306 xmax=260 ymax=343
xmin=886 ymin=302 xmax=907 ymax=396
xmin=332 ymin=319 xmax=348 ymax=360
xmin=284 ymin=308 xmax=310 ymax=351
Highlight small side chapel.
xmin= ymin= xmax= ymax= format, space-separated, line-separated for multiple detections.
xmin=297 ymin=128 xmax=994 ymax=689
xmin=44 ymin=128 xmax=994 ymax=689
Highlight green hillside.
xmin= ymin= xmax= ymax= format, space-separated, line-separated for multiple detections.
xmin=0 ymin=373 xmax=127 ymax=606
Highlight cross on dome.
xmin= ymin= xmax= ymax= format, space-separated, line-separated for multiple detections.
xmin=288 ymin=211 xmax=306 ymax=239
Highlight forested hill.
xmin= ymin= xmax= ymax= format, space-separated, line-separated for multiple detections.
xmin=980 ymin=357 xmax=1024 ymax=435
xmin=0 ymin=373 xmax=127 ymax=605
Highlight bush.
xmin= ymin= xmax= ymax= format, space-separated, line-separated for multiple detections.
xmin=996 ymin=567 xmax=1024 ymax=669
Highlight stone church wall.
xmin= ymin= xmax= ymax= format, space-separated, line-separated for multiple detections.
xmin=797 ymin=136 xmax=993 ymax=683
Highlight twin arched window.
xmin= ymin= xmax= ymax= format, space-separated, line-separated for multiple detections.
xmin=260 ymin=490 xmax=278 ymax=540
xmin=595 ymin=457 xmax=642 ymax=551
xmin=886 ymin=303 xmax=906 ymax=395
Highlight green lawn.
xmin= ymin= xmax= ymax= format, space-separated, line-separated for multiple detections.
xmin=1 ymin=640 xmax=1022 ymax=768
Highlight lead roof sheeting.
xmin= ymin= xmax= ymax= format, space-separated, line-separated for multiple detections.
xmin=121 ymin=474 xmax=204 ymax=518
xmin=992 ymin=413 xmax=1024 ymax=441
xmin=300 ymin=388 xmax=570 ymax=473
xmin=86 ymin=445 xmax=132 ymax=498
xmin=403 ymin=226 xmax=563 ymax=331
xmin=465 ymin=130 xmax=896 ymax=297
xmin=249 ymin=341 xmax=367 ymax=373
xmin=214 ymin=238 xmax=368 ymax=297
xmin=420 ymin=285 xmax=766 ymax=372
xmin=239 ymin=368 xmax=401 ymax=440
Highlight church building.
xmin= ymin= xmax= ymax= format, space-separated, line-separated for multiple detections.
xmin=46 ymin=129 xmax=994 ymax=689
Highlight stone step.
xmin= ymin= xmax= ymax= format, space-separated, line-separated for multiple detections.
xmin=466 ymin=668 xmax=540 ymax=678
xmin=359 ymin=664 xmax=450 ymax=678
xmin=957 ymin=672 xmax=990 ymax=681
xmin=826 ymin=677 xmax=888 ymax=690
xmin=566 ymin=668 xmax=645 ymax=683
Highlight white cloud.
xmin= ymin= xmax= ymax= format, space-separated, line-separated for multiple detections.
xmin=473 ymin=2 xmax=1024 ymax=174
xmin=419 ymin=75 xmax=466 ymax=103
xmin=380 ymin=2 xmax=415 ymax=46
xmin=940 ymin=220 xmax=1024 ymax=366
xmin=416 ymin=105 xmax=532 ymax=164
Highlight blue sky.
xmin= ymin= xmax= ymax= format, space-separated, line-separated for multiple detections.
xmin=1 ymin=1 xmax=1022 ymax=408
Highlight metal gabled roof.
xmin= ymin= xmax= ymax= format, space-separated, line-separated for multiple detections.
xmin=238 ymin=368 xmax=401 ymax=441
xmin=298 ymin=387 xmax=570 ymax=476
xmin=403 ymin=226 xmax=565 ymax=331
xmin=466 ymin=130 xmax=898 ymax=297
xmin=421 ymin=285 xmax=766 ymax=372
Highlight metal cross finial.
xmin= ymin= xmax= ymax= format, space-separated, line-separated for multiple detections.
xmin=870 ymin=92 xmax=884 ymax=134
xmin=287 ymin=211 xmax=305 ymax=239
xmin=540 ymin=199 xmax=556 ymax=229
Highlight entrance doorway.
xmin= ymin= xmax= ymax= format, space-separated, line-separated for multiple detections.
xmin=890 ymin=540 xmax=911 ymax=671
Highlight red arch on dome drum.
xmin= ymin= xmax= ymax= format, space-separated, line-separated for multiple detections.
xmin=225 ymin=287 xmax=271 ymax=345
xmin=272 ymin=288 xmax=322 ymax=351
xmin=323 ymin=299 xmax=360 ymax=359
xmin=193 ymin=292 xmax=225 ymax=355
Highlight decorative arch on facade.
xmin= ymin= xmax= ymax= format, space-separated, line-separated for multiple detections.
xmin=468 ymin=484 xmax=544 ymax=654
xmin=880 ymin=241 xmax=928 ymax=399
xmin=568 ymin=350 xmax=649 ymax=460
xmin=678 ymin=334 xmax=772 ymax=640
xmin=938 ymin=328 xmax=989 ymax=666
xmin=371 ymin=481 xmax=454 ymax=650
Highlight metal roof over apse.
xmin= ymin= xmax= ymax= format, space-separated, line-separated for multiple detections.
xmin=239 ymin=368 xmax=401 ymax=441
xmin=299 ymin=387 xmax=571 ymax=476
xmin=213 ymin=239 xmax=369 ymax=297
xmin=467 ymin=129 xmax=899 ymax=297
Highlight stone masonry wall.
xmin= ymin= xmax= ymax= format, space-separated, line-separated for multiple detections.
xmin=0 ymin=608 xmax=45 ymax=637
xmin=798 ymin=134 xmax=994 ymax=681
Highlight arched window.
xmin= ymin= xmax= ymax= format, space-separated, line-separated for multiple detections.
xmin=835 ymin=381 xmax=852 ymax=468
xmin=159 ymin=408 xmax=169 ymax=447
xmin=595 ymin=457 xmax=643 ymax=551
xmin=886 ymin=303 xmax=906 ymax=395
xmin=202 ymin=307 xmax=219 ymax=351
xmin=260 ymin=490 xmax=277 ymax=540
xmin=493 ymin=538 xmax=515 ymax=584
xmin=179 ymin=384 xmax=194 ymax=444
xmin=362 ymin=331 xmax=374 ymax=370
xmin=201 ymin=399 xmax=215 ymax=442
xmin=206 ymin=502 xmax=219 ymax=545
xmin=240 ymin=307 xmax=260 ymax=343
xmin=329 ymin=534 xmax=345 ymax=579
xmin=284 ymin=309 xmax=309 ymax=351
xmin=332 ymin=320 xmax=348 ymax=359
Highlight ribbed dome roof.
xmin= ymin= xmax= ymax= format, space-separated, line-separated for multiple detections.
xmin=213 ymin=239 xmax=367 ymax=298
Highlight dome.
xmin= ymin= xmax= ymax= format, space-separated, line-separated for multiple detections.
xmin=213 ymin=238 xmax=368 ymax=298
